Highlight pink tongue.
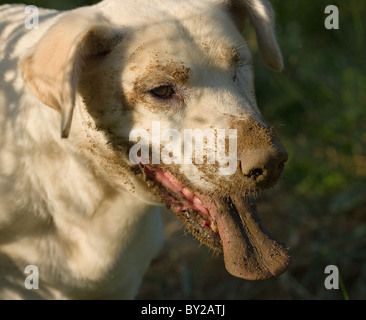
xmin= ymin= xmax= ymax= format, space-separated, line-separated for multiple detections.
xmin=144 ymin=166 xmax=210 ymax=215
xmin=142 ymin=165 xmax=290 ymax=280
xmin=208 ymin=196 xmax=291 ymax=280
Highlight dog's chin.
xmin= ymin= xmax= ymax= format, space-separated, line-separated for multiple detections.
xmin=138 ymin=163 xmax=291 ymax=280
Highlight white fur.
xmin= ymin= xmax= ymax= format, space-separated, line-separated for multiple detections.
xmin=0 ymin=0 xmax=282 ymax=299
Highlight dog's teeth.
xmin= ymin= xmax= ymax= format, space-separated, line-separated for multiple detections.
xmin=211 ymin=220 xmax=218 ymax=233
xmin=193 ymin=196 xmax=203 ymax=205
xmin=182 ymin=187 xmax=194 ymax=199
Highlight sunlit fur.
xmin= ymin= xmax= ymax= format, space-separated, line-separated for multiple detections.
xmin=0 ymin=0 xmax=282 ymax=299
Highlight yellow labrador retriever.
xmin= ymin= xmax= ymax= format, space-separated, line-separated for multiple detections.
xmin=0 ymin=0 xmax=290 ymax=299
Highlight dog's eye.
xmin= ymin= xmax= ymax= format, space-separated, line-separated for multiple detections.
xmin=150 ymin=85 xmax=175 ymax=99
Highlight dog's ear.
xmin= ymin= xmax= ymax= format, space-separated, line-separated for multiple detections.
xmin=229 ymin=0 xmax=283 ymax=71
xmin=20 ymin=11 xmax=122 ymax=138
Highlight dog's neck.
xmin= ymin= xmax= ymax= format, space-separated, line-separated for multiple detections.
xmin=0 ymin=99 xmax=160 ymax=295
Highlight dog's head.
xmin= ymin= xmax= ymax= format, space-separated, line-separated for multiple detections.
xmin=20 ymin=0 xmax=290 ymax=280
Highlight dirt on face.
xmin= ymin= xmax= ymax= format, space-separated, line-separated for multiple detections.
xmin=126 ymin=57 xmax=191 ymax=109
xmin=156 ymin=115 xmax=283 ymax=197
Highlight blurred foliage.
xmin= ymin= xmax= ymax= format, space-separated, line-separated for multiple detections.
xmin=250 ymin=0 xmax=366 ymax=300
xmin=248 ymin=0 xmax=366 ymax=198
xmin=1 ymin=0 xmax=365 ymax=299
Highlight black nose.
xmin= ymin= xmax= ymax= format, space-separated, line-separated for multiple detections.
xmin=238 ymin=140 xmax=288 ymax=188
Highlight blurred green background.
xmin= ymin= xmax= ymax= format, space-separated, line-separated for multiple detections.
xmin=2 ymin=0 xmax=365 ymax=299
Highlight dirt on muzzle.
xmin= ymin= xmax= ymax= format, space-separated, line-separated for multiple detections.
xmin=202 ymin=194 xmax=291 ymax=280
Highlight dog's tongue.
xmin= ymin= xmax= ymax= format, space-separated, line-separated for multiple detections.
xmin=209 ymin=195 xmax=290 ymax=280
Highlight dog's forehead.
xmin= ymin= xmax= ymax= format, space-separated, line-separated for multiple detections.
xmin=124 ymin=5 xmax=248 ymax=72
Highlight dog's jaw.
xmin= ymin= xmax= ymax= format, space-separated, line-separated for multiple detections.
xmin=139 ymin=163 xmax=291 ymax=280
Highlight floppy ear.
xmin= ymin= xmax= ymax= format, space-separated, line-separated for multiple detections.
xmin=20 ymin=11 xmax=121 ymax=138
xmin=229 ymin=0 xmax=283 ymax=71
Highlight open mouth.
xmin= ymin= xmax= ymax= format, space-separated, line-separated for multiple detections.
xmin=140 ymin=163 xmax=291 ymax=280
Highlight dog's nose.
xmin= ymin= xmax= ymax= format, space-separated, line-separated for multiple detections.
xmin=238 ymin=140 xmax=288 ymax=188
